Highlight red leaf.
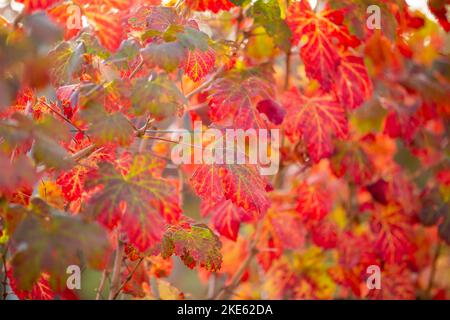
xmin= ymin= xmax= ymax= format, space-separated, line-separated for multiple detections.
xmin=257 ymin=194 xmax=306 ymax=271
xmin=428 ymin=0 xmax=450 ymax=32
xmin=335 ymin=53 xmax=373 ymax=110
xmin=208 ymin=70 xmax=275 ymax=129
xmin=366 ymin=264 xmax=415 ymax=299
xmin=47 ymin=2 xmax=82 ymax=40
xmin=191 ymin=162 xmax=271 ymax=216
xmin=370 ymin=203 xmax=416 ymax=264
xmin=329 ymin=231 xmax=379 ymax=297
xmin=287 ymin=0 xmax=360 ymax=90
xmin=256 ymin=99 xmax=286 ymax=125
xmin=86 ymin=155 xmax=181 ymax=252
xmin=330 ymin=140 xmax=375 ymax=185
xmin=8 ymin=271 xmax=78 ymax=300
xmin=0 ymin=153 xmax=38 ymax=198
xmin=383 ymin=111 xmax=420 ymax=143
xmin=311 ymin=219 xmax=338 ymax=249
xmin=185 ymin=0 xmax=235 ymax=13
xmin=17 ymin=0 xmax=61 ymax=12
xmin=296 ymin=182 xmax=330 ymax=223
xmin=202 ymin=199 xmax=243 ymax=241
xmin=84 ymin=5 xmax=124 ymax=52
xmin=282 ymin=88 xmax=348 ymax=162
xmin=184 ymin=48 xmax=216 ymax=82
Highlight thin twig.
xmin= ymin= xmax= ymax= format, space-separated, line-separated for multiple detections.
xmin=95 ymin=269 xmax=109 ymax=300
xmin=69 ymin=144 xmax=97 ymax=162
xmin=136 ymin=117 xmax=155 ymax=138
xmin=425 ymin=241 xmax=441 ymax=296
xmin=112 ymin=257 xmax=144 ymax=300
xmin=128 ymin=57 xmax=144 ymax=79
xmin=41 ymin=101 xmax=84 ymax=134
xmin=214 ymin=221 xmax=263 ymax=300
xmin=184 ymin=102 xmax=208 ymax=112
xmin=1 ymin=245 xmax=9 ymax=300
xmin=284 ymin=49 xmax=291 ymax=90
xmin=108 ymin=239 xmax=124 ymax=300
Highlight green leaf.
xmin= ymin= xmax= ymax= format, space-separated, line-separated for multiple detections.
xmin=10 ymin=199 xmax=111 ymax=291
xmin=177 ymin=27 xmax=210 ymax=51
xmin=249 ymin=0 xmax=292 ymax=51
xmin=131 ymin=74 xmax=187 ymax=119
xmin=161 ymin=224 xmax=222 ymax=272
xmin=0 ymin=113 xmax=74 ymax=169
xmin=328 ymin=0 xmax=399 ymax=41
xmin=80 ymin=103 xmax=135 ymax=146
xmin=229 ymin=0 xmax=249 ymax=5
xmin=141 ymin=42 xmax=186 ymax=72
xmin=110 ymin=39 xmax=140 ymax=69
xmin=394 ymin=141 xmax=421 ymax=174
xmin=48 ymin=41 xmax=85 ymax=86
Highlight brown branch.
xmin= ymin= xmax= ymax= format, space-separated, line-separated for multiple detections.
xmin=69 ymin=144 xmax=97 ymax=162
xmin=128 ymin=57 xmax=144 ymax=79
xmin=41 ymin=101 xmax=84 ymax=134
xmin=214 ymin=246 xmax=258 ymax=300
xmin=141 ymin=135 xmax=180 ymax=145
xmin=83 ymin=83 xmax=105 ymax=100
xmin=95 ymin=269 xmax=109 ymax=300
xmin=214 ymin=222 xmax=262 ymax=300
xmin=136 ymin=117 xmax=155 ymax=138
xmin=284 ymin=49 xmax=291 ymax=90
xmin=112 ymin=257 xmax=144 ymax=300
xmin=184 ymin=102 xmax=208 ymax=112
xmin=108 ymin=238 xmax=124 ymax=300
xmin=425 ymin=241 xmax=441 ymax=297
xmin=1 ymin=245 xmax=8 ymax=300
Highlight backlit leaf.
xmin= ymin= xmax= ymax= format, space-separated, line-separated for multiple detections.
xmin=184 ymin=48 xmax=216 ymax=82
xmin=335 ymin=53 xmax=373 ymax=110
xmin=287 ymin=0 xmax=360 ymax=90
xmin=86 ymin=155 xmax=181 ymax=252
xmin=185 ymin=0 xmax=235 ymax=13
xmin=161 ymin=223 xmax=222 ymax=272
xmin=370 ymin=203 xmax=416 ymax=264
xmin=208 ymin=68 xmax=275 ymax=129
xmin=282 ymin=88 xmax=348 ymax=162
xmin=10 ymin=200 xmax=111 ymax=291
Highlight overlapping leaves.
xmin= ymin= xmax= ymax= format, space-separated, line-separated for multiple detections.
xmin=86 ymin=155 xmax=181 ymax=252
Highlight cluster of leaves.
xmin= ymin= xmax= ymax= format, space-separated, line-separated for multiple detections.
xmin=0 ymin=0 xmax=449 ymax=300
